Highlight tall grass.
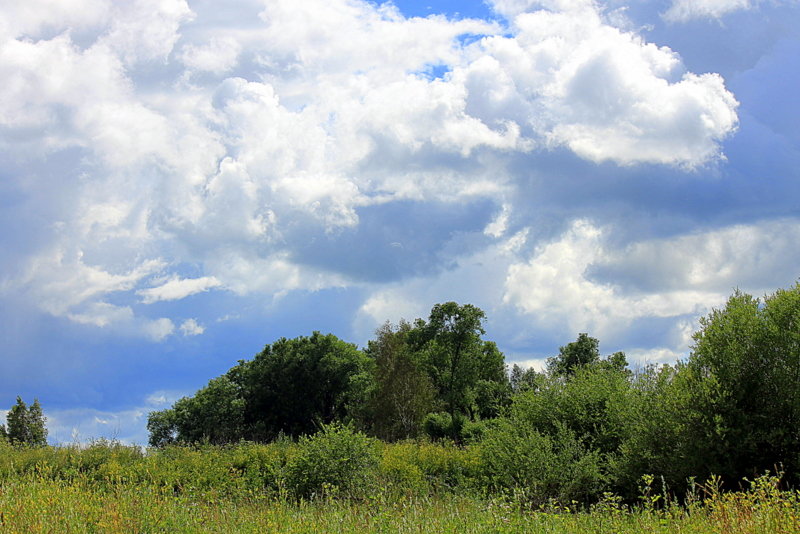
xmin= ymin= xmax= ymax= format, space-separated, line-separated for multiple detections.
xmin=0 ymin=439 xmax=798 ymax=532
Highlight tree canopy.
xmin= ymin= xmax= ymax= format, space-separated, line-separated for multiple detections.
xmin=148 ymin=332 xmax=372 ymax=446
xmin=4 ymin=397 xmax=47 ymax=447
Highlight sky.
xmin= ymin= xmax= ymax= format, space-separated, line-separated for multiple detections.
xmin=0 ymin=0 xmax=798 ymax=445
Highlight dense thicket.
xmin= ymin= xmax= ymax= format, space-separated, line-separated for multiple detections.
xmin=146 ymin=283 xmax=800 ymax=503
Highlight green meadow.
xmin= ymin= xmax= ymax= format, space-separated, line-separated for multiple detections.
xmin=0 ymin=438 xmax=798 ymax=533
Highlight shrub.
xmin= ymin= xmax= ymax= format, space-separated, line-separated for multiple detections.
xmin=227 ymin=440 xmax=294 ymax=495
xmin=377 ymin=441 xmax=428 ymax=494
xmin=286 ymin=423 xmax=377 ymax=499
xmin=478 ymin=419 xmax=604 ymax=506
xmin=423 ymin=412 xmax=464 ymax=441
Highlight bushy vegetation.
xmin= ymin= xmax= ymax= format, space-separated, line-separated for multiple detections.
xmin=5 ymin=283 xmax=800 ymax=530
xmin=140 ymin=284 xmax=800 ymax=505
xmin=0 ymin=439 xmax=798 ymax=532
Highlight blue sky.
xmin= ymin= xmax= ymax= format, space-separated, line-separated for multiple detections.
xmin=1 ymin=0 xmax=798 ymax=444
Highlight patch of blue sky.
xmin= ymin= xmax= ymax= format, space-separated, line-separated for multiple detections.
xmin=385 ymin=0 xmax=496 ymax=21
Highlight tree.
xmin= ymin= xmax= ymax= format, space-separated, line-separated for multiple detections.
xmin=241 ymin=332 xmax=373 ymax=440
xmin=149 ymin=332 xmax=373 ymax=445
xmin=6 ymin=397 xmax=47 ymax=447
xmin=509 ymin=364 xmax=541 ymax=394
xmin=684 ymin=284 xmax=800 ymax=484
xmin=409 ymin=302 xmax=508 ymax=439
xmin=147 ymin=408 xmax=177 ymax=447
xmin=547 ymin=333 xmax=600 ymax=377
xmin=363 ymin=321 xmax=436 ymax=441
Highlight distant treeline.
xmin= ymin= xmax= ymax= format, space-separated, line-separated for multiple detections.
xmin=148 ymin=283 xmax=800 ymax=502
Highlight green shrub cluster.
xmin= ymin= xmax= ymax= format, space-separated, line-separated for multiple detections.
xmin=0 ymin=428 xmax=481 ymax=501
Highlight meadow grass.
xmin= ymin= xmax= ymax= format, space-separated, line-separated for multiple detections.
xmin=0 ymin=440 xmax=798 ymax=533
xmin=1 ymin=475 xmax=798 ymax=533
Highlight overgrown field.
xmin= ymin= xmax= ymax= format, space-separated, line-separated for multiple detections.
xmin=0 ymin=438 xmax=798 ymax=533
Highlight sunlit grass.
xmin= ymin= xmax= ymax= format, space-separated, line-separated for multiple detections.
xmin=0 ymin=441 xmax=798 ymax=533
xmin=1 ymin=476 xmax=798 ymax=533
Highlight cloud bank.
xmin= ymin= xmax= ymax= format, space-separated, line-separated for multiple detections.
xmin=0 ymin=0 xmax=741 ymax=342
xmin=1 ymin=0 xmax=798 ymax=443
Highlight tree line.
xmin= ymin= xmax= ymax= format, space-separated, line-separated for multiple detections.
xmin=146 ymin=283 xmax=800 ymax=499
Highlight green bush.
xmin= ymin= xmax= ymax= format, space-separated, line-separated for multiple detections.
xmin=377 ymin=441 xmax=429 ymax=493
xmin=413 ymin=441 xmax=480 ymax=490
xmin=478 ymin=418 xmax=604 ymax=506
xmin=422 ymin=412 xmax=465 ymax=441
xmin=227 ymin=440 xmax=294 ymax=495
xmin=286 ymin=423 xmax=377 ymax=499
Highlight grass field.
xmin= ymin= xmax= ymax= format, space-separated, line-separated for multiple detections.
xmin=0 ymin=439 xmax=798 ymax=533
xmin=0 ymin=480 xmax=800 ymax=534
xmin=1 ymin=474 xmax=799 ymax=532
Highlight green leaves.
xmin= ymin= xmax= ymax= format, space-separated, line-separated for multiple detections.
xmin=5 ymin=397 xmax=47 ymax=447
xmin=148 ymin=332 xmax=372 ymax=445
xmin=686 ymin=283 xmax=800 ymax=483
xmin=547 ymin=333 xmax=601 ymax=377
xmin=286 ymin=423 xmax=377 ymax=500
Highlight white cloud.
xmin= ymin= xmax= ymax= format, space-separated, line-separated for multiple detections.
xmin=16 ymin=249 xmax=163 ymax=316
xmin=97 ymin=0 xmax=193 ymax=65
xmin=593 ymin=218 xmax=800 ymax=293
xmin=66 ymin=302 xmax=175 ymax=341
xmin=503 ymin=217 xmax=800 ymax=343
xmin=179 ymin=37 xmax=241 ymax=74
xmin=626 ymin=347 xmax=688 ymax=366
xmin=461 ymin=1 xmax=739 ymax=167
xmin=45 ymin=389 xmax=195 ymax=445
xmin=138 ymin=276 xmax=222 ymax=304
xmin=0 ymin=0 xmax=112 ymax=39
xmin=503 ymin=220 xmax=726 ymax=339
xmin=179 ymin=318 xmax=205 ymax=336
xmin=144 ymin=318 xmax=176 ymax=341
xmin=663 ymin=0 xmax=757 ymax=22
xmin=353 ymin=228 xmax=529 ymax=342
xmin=145 ymin=390 xmax=185 ymax=407
xmin=0 ymin=0 xmax=741 ymax=340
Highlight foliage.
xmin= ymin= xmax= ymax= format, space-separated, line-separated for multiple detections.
xmin=678 ymin=284 xmax=800 ymax=485
xmin=410 ymin=302 xmax=509 ymax=439
xmin=547 ymin=333 xmax=601 ymax=377
xmin=478 ymin=418 xmax=605 ymax=506
xmin=1 ymin=473 xmax=798 ymax=533
xmin=518 ymin=364 xmax=631 ymax=455
xmin=148 ymin=332 xmax=372 ymax=444
xmin=5 ymin=397 xmax=48 ymax=447
xmin=139 ymin=284 xmax=800 ymax=508
xmin=509 ymin=363 xmax=541 ymax=394
xmin=363 ymin=321 xmax=436 ymax=441
xmin=285 ymin=423 xmax=377 ymax=500
xmin=1 ymin=437 xmax=800 ymax=533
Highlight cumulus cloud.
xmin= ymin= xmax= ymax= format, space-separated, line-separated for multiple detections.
xmin=503 ymin=219 xmax=727 ymax=339
xmin=503 ymin=217 xmax=800 ymax=345
xmin=589 ymin=218 xmax=800 ymax=293
xmin=462 ymin=1 xmax=739 ymax=166
xmin=179 ymin=318 xmax=205 ymax=336
xmin=0 ymin=0 xmax=742 ymax=343
xmin=179 ymin=37 xmax=241 ymax=74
